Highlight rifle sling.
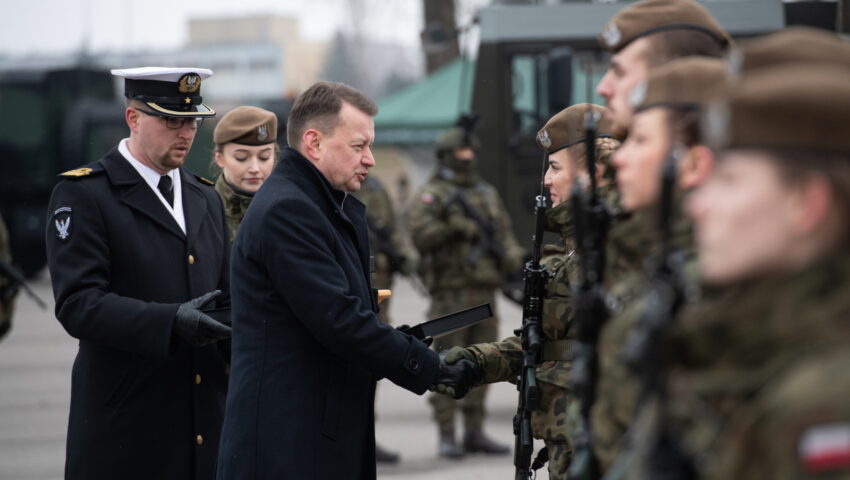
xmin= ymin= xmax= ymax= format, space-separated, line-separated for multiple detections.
xmin=541 ymin=339 xmax=575 ymax=362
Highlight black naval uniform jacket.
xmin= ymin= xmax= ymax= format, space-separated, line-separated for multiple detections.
xmin=217 ymin=147 xmax=439 ymax=480
xmin=45 ymin=149 xmax=230 ymax=480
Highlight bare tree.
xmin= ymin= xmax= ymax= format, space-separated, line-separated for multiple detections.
xmin=422 ymin=0 xmax=460 ymax=74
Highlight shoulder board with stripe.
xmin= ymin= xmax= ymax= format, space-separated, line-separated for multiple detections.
xmin=193 ymin=174 xmax=215 ymax=186
xmin=58 ymin=164 xmax=104 ymax=179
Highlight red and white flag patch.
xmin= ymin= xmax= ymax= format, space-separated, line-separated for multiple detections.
xmin=799 ymin=422 xmax=850 ymax=473
xmin=420 ymin=192 xmax=435 ymax=204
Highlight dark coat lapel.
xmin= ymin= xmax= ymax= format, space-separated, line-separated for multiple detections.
xmin=101 ymin=149 xmax=186 ymax=241
xmin=180 ymin=169 xmax=208 ymax=248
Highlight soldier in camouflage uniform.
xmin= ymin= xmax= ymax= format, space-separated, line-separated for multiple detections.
xmin=0 ymin=214 xmax=19 ymax=341
xmin=212 ymin=106 xmax=279 ymax=239
xmin=440 ymin=104 xmax=618 ymax=479
xmin=352 ymin=174 xmax=418 ymax=464
xmin=588 ymin=58 xmax=730 ymax=475
xmin=561 ymin=0 xmax=732 ymax=473
xmin=408 ymin=125 xmax=525 ymax=458
xmin=623 ymin=28 xmax=850 ymax=480
xmin=353 ymin=174 xmax=418 ymax=324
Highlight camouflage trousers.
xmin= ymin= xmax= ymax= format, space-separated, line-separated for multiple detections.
xmin=428 ymin=288 xmax=499 ymax=431
xmin=534 ymin=380 xmax=573 ymax=480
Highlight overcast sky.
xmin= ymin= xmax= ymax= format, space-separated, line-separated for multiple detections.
xmin=0 ymin=0 xmax=431 ymax=57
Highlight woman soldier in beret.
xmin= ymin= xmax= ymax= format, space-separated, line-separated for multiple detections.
xmin=211 ymin=106 xmax=279 ymax=239
xmin=435 ymin=103 xmax=620 ymax=479
xmin=655 ymin=37 xmax=850 ymax=480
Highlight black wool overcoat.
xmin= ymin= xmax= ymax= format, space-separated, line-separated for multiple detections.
xmin=217 ymin=147 xmax=439 ymax=480
xmin=46 ymin=149 xmax=231 ymax=480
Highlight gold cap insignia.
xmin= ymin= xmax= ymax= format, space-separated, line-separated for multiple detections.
xmin=61 ymin=167 xmax=93 ymax=177
xmin=178 ymin=73 xmax=201 ymax=94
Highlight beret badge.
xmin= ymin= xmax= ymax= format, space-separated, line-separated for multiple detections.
xmin=538 ymin=129 xmax=552 ymax=149
xmin=602 ymin=22 xmax=622 ymax=48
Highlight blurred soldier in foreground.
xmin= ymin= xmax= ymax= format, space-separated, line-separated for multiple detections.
xmin=588 ymin=57 xmax=729 ymax=479
xmin=561 ymin=0 xmax=732 ymax=475
xmin=45 ymin=67 xmax=232 ymax=480
xmin=436 ymin=104 xmax=618 ymax=478
xmin=595 ymin=0 xmax=729 ymax=140
xmin=409 ymin=123 xmax=525 ymax=457
xmin=353 ymin=174 xmax=418 ymax=464
xmin=211 ymin=106 xmax=279 ymax=238
xmin=626 ymin=28 xmax=850 ymax=480
xmin=0 ymin=214 xmax=19 ymax=341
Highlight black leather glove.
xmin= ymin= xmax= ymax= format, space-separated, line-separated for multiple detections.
xmin=431 ymin=355 xmax=483 ymax=399
xmin=173 ymin=290 xmax=232 ymax=347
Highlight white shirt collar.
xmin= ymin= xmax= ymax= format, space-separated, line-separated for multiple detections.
xmin=118 ymin=138 xmax=186 ymax=234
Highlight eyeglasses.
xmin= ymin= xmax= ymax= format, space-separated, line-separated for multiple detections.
xmin=135 ymin=108 xmax=204 ymax=130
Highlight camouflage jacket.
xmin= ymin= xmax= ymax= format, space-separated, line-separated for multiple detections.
xmin=655 ymin=251 xmax=850 ymax=480
xmin=215 ymin=175 xmax=253 ymax=241
xmin=464 ymin=201 xmax=580 ymax=442
xmin=465 ymin=201 xmax=580 ymax=386
xmin=408 ymin=168 xmax=525 ymax=291
xmin=0 ymin=214 xmax=18 ymax=340
xmin=352 ymin=176 xmax=415 ymax=286
xmin=591 ymin=199 xmax=697 ymax=471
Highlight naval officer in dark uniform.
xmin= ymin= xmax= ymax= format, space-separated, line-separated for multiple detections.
xmin=45 ymin=67 xmax=232 ymax=480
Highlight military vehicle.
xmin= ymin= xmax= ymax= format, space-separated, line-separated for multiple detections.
xmin=0 ymin=67 xmax=260 ymax=277
xmin=470 ymin=0 xmax=788 ymax=242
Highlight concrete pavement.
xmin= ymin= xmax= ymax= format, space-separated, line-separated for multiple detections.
xmin=0 ymin=273 xmax=548 ymax=479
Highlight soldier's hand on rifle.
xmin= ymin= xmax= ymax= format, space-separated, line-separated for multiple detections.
xmin=173 ymin=290 xmax=232 ymax=347
xmin=447 ymin=214 xmax=479 ymax=240
xmin=431 ymin=352 xmax=483 ymax=399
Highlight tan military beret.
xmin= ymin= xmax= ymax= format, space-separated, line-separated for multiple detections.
xmin=599 ymin=0 xmax=730 ymax=53
xmin=536 ymin=103 xmax=612 ymax=154
xmin=729 ymin=26 xmax=850 ymax=76
xmin=704 ymin=64 xmax=850 ymax=153
xmin=213 ymin=106 xmax=278 ymax=145
xmin=631 ymin=56 xmax=729 ymax=112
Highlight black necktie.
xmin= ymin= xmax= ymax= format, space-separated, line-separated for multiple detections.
xmin=158 ymin=175 xmax=174 ymax=207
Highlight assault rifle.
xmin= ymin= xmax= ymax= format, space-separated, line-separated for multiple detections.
xmin=568 ymin=109 xmax=610 ymax=480
xmin=364 ymin=216 xmax=428 ymax=297
xmin=617 ymin=147 xmax=695 ymax=479
xmin=0 ymin=258 xmax=46 ymax=309
xmin=445 ymin=188 xmax=505 ymax=268
xmin=365 ymin=217 xmax=407 ymax=275
xmin=513 ymin=142 xmax=549 ymax=480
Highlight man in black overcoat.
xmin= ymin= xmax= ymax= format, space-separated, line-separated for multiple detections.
xmin=217 ymin=82 xmax=481 ymax=479
xmin=45 ymin=67 xmax=232 ymax=480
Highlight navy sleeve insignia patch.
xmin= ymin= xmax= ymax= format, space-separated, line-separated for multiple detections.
xmin=53 ymin=207 xmax=72 ymax=241
xmin=60 ymin=168 xmax=93 ymax=177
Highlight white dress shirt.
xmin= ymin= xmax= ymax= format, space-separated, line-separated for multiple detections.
xmin=118 ymin=138 xmax=186 ymax=234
